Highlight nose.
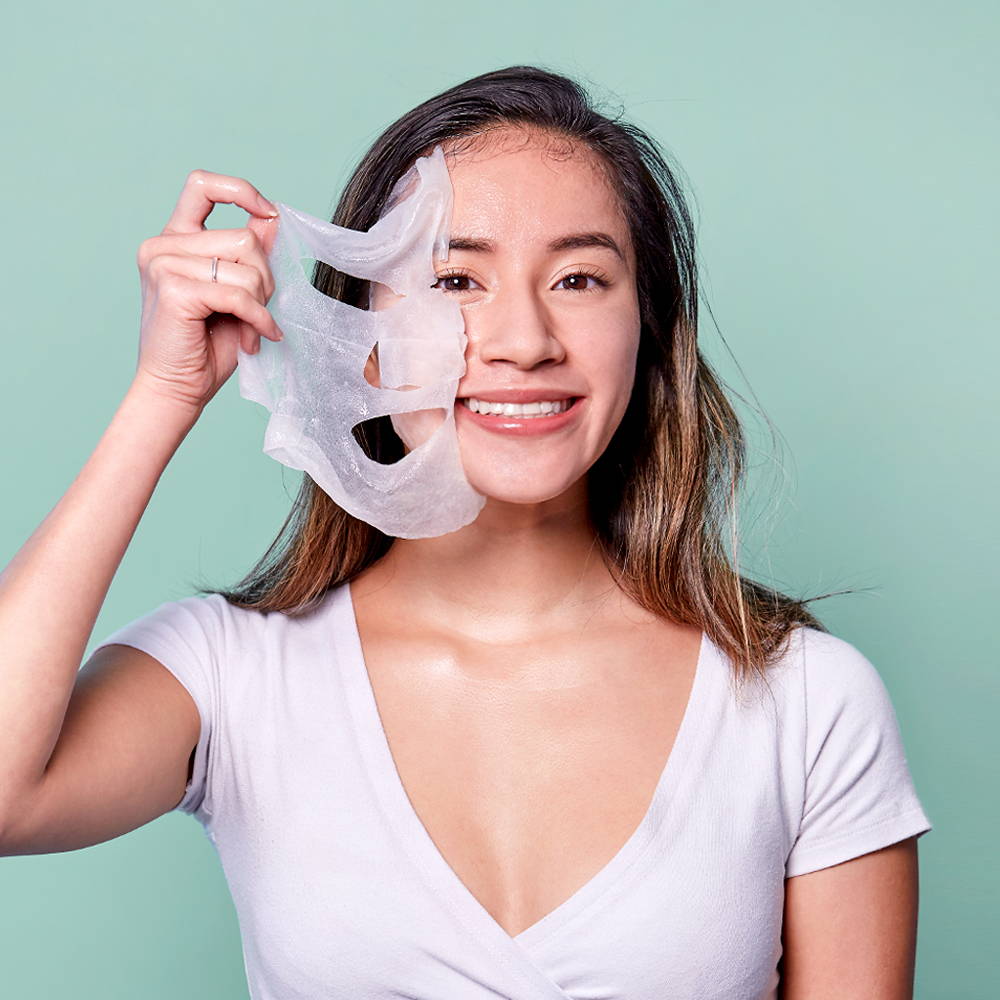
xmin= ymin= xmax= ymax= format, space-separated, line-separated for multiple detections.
xmin=465 ymin=279 xmax=566 ymax=371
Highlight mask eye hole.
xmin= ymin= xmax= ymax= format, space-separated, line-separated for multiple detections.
xmin=368 ymin=279 xmax=407 ymax=312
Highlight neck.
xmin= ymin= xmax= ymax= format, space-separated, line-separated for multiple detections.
xmin=353 ymin=480 xmax=622 ymax=639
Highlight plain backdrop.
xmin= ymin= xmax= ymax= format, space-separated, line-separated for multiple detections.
xmin=1 ymin=1 xmax=995 ymax=996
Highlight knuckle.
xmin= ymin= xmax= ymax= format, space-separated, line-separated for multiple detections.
xmin=239 ymin=226 xmax=261 ymax=250
xmin=186 ymin=168 xmax=209 ymax=186
xmin=136 ymin=237 xmax=157 ymax=270
xmin=159 ymin=273 xmax=185 ymax=299
xmin=146 ymin=253 xmax=169 ymax=280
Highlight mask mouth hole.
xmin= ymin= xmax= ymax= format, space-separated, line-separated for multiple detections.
xmin=351 ymin=407 xmax=448 ymax=465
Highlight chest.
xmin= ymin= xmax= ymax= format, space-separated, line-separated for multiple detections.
xmin=351 ymin=606 xmax=703 ymax=939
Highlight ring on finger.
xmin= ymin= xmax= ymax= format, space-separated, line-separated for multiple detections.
xmin=210 ymin=256 xmax=220 ymax=282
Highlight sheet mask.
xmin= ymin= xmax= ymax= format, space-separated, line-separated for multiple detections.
xmin=236 ymin=144 xmax=487 ymax=538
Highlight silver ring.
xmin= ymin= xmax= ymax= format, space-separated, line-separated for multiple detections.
xmin=210 ymin=256 xmax=219 ymax=282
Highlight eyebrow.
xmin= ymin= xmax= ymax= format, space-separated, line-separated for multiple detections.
xmin=447 ymin=231 xmax=625 ymax=262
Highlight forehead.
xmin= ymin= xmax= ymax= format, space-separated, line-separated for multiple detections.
xmin=436 ymin=127 xmax=631 ymax=259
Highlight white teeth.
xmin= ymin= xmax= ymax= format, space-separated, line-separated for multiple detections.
xmin=461 ymin=398 xmax=574 ymax=417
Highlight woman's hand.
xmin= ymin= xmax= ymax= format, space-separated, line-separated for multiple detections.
xmin=133 ymin=169 xmax=284 ymax=412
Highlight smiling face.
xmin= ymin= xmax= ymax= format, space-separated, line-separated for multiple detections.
xmin=372 ymin=126 xmax=642 ymax=508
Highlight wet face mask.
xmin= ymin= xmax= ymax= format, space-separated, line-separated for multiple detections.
xmin=236 ymin=144 xmax=486 ymax=538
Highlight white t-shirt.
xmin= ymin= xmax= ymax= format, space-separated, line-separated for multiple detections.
xmin=93 ymin=580 xmax=933 ymax=1000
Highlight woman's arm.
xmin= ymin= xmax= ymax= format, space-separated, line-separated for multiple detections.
xmin=780 ymin=837 xmax=922 ymax=999
xmin=0 ymin=384 xmax=204 ymax=850
xmin=0 ymin=168 xmax=281 ymax=846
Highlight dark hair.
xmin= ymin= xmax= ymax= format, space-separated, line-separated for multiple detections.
xmin=197 ymin=64 xmax=845 ymax=692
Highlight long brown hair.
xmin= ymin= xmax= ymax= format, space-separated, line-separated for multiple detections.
xmin=196 ymin=65 xmax=845 ymax=692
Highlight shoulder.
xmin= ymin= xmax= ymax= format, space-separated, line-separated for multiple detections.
xmin=777 ymin=626 xmax=933 ymax=876
xmin=93 ymin=590 xmax=297 ymax=666
xmin=789 ymin=626 xmax=900 ymax=725
xmin=745 ymin=624 xmax=910 ymax=769
xmin=765 ymin=625 xmax=898 ymax=710
xmin=772 ymin=625 xmax=922 ymax=811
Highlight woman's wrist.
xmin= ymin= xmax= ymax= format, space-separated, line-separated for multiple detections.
xmin=125 ymin=373 xmax=206 ymax=431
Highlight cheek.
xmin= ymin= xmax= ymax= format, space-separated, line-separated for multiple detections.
xmin=580 ymin=305 xmax=642 ymax=413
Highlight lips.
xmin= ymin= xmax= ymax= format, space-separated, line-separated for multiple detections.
xmin=454 ymin=394 xmax=586 ymax=437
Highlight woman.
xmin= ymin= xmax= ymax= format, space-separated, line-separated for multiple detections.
xmin=0 ymin=66 xmax=932 ymax=998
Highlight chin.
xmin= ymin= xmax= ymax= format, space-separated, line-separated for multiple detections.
xmin=463 ymin=468 xmax=583 ymax=507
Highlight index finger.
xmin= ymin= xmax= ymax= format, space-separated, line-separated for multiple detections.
xmin=162 ymin=169 xmax=278 ymax=235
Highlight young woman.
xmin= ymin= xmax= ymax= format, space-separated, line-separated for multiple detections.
xmin=0 ymin=65 xmax=932 ymax=998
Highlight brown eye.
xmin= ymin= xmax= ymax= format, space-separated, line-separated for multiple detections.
xmin=556 ymin=271 xmax=608 ymax=292
xmin=432 ymin=272 xmax=480 ymax=293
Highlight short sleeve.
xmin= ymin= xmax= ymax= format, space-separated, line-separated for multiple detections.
xmin=90 ymin=594 xmax=227 ymax=822
xmin=784 ymin=631 xmax=933 ymax=877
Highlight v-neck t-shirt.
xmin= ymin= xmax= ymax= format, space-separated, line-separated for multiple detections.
xmin=92 ymin=580 xmax=933 ymax=999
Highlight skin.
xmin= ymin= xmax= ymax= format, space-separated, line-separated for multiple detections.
xmin=780 ymin=838 xmax=922 ymax=998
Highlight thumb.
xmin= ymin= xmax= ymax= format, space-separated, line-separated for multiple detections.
xmin=248 ymin=213 xmax=280 ymax=257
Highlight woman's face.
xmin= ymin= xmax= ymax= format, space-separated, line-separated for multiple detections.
xmin=375 ymin=127 xmax=642 ymax=507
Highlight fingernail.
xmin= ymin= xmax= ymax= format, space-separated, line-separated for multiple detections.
xmin=259 ymin=195 xmax=279 ymax=217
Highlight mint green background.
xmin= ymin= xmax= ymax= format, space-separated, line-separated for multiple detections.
xmin=1 ymin=1 xmax=995 ymax=996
